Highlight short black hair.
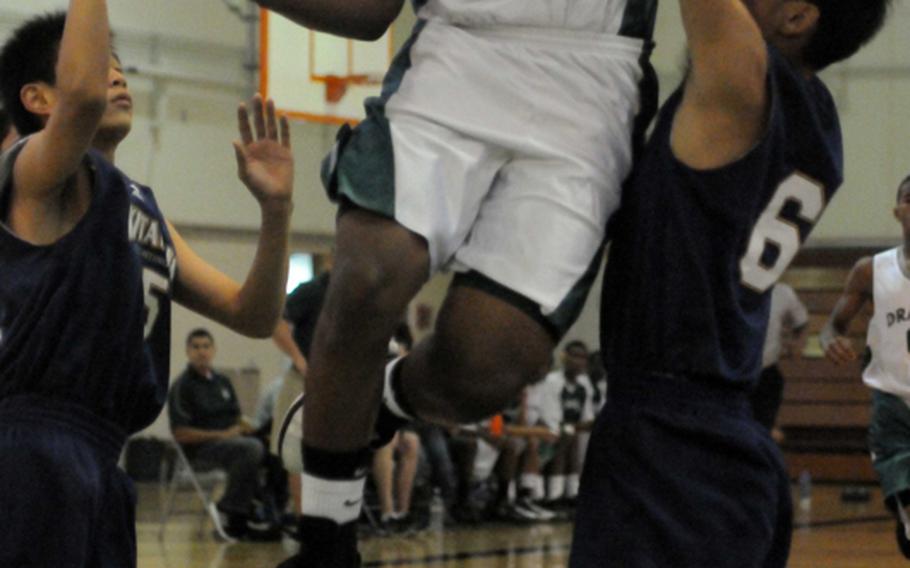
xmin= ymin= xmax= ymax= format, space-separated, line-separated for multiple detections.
xmin=897 ymin=175 xmax=910 ymax=202
xmin=186 ymin=328 xmax=214 ymax=345
xmin=564 ymin=340 xmax=589 ymax=354
xmin=0 ymin=12 xmax=67 ymax=136
xmin=0 ymin=107 xmax=9 ymax=140
xmin=803 ymin=0 xmax=891 ymax=71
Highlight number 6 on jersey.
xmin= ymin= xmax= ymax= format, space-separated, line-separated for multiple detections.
xmin=741 ymin=173 xmax=827 ymax=293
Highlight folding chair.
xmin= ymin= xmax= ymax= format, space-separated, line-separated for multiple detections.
xmin=158 ymin=437 xmax=235 ymax=542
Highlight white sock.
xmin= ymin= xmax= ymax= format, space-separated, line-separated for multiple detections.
xmin=567 ymin=474 xmax=581 ymax=498
xmin=548 ymin=475 xmax=566 ymax=501
xmin=382 ymin=357 xmax=415 ymax=420
xmin=301 ymin=472 xmax=367 ymax=524
xmin=521 ymin=473 xmax=543 ymax=500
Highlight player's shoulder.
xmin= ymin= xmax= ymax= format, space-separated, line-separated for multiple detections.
xmin=847 ymin=255 xmax=876 ymax=292
xmin=213 ymin=369 xmax=234 ymax=385
xmin=854 ymin=255 xmax=876 ymax=274
xmin=543 ymin=371 xmax=566 ymax=389
xmin=168 ymin=371 xmax=193 ymax=401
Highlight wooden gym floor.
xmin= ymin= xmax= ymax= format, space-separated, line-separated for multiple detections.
xmin=140 ymin=482 xmax=908 ymax=567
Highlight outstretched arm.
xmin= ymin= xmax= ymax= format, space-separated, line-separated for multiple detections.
xmin=171 ymin=96 xmax=293 ymax=338
xmin=820 ymin=257 xmax=873 ymax=365
xmin=254 ymin=0 xmax=404 ymax=41
xmin=671 ymin=0 xmax=769 ymax=169
xmin=11 ymin=0 xmax=109 ymax=218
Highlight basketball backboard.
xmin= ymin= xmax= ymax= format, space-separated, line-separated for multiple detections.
xmin=260 ymin=10 xmax=393 ymax=125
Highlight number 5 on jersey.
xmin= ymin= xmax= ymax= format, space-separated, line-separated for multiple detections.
xmin=142 ymin=267 xmax=169 ymax=339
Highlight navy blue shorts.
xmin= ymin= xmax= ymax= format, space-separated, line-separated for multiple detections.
xmin=0 ymin=396 xmax=136 ymax=568
xmin=570 ymin=373 xmax=791 ymax=568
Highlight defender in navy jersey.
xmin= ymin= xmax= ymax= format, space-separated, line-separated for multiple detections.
xmin=571 ymin=1 xmax=890 ymax=567
xmin=820 ymin=176 xmax=910 ymax=559
xmin=0 ymin=3 xmax=295 ymax=565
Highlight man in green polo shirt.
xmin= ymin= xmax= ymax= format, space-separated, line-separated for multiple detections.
xmin=168 ymin=328 xmax=280 ymax=541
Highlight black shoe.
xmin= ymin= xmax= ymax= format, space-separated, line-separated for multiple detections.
xmin=223 ymin=514 xmax=283 ymax=542
xmin=391 ymin=513 xmax=421 ymax=535
xmin=450 ymin=501 xmax=484 ymax=525
xmin=897 ymin=522 xmax=910 ymax=559
xmin=276 ymin=516 xmax=362 ymax=568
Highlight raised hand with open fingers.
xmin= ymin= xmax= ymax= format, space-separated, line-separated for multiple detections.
xmin=234 ymin=94 xmax=294 ymax=209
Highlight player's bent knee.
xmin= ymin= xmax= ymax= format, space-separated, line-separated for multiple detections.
xmin=330 ymin=256 xmax=421 ymax=326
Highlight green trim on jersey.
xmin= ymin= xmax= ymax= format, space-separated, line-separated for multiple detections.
xmin=320 ymin=20 xmax=428 ymax=218
xmin=619 ymin=0 xmax=658 ymax=40
xmin=547 ymin=244 xmax=605 ymax=336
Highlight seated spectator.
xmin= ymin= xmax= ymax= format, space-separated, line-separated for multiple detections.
xmin=527 ymin=341 xmax=596 ymax=509
xmin=455 ymin=404 xmax=560 ymax=523
xmin=373 ymin=430 xmax=421 ymax=533
xmin=588 ymin=350 xmax=607 ymax=416
xmin=168 ymin=328 xmax=280 ymax=541
xmin=372 ymin=324 xmax=421 ymax=533
xmin=416 ymin=422 xmax=471 ymax=523
xmin=253 ymin=369 xmax=295 ymax=525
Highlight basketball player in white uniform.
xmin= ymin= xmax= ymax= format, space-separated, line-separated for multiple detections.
xmin=253 ymin=0 xmax=658 ymax=565
xmin=822 ymin=175 xmax=910 ymax=559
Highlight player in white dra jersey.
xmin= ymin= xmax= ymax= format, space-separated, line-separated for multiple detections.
xmin=821 ymin=175 xmax=910 ymax=559
xmin=252 ymin=1 xmax=658 ymax=566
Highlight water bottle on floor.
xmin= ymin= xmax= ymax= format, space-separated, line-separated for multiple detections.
xmin=429 ymin=489 xmax=445 ymax=533
xmin=798 ymin=470 xmax=812 ymax=510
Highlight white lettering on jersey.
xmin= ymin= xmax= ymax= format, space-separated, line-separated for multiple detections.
xmin=129 ymin=201 xmax=175 ymax=340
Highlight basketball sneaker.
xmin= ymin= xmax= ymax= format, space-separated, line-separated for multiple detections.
xmin=219 ymin=511 xmax=282 ymax=542
xmin=897 ymin=521 xmax=910 ymax=559
xmin=277 ymin=516 xmax=362 ymax=568
xmin=515 ymin=497 xmax=557 ymax=522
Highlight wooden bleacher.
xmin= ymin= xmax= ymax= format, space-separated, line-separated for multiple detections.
xmin=776 ymin=249 xmax=879 ymax=482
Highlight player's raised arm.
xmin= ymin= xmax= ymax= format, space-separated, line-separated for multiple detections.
xmin=11 ymin=0 xmax=109 ymax=201
xmin=820 ymin=257 xmax=874 ymax=366
xmin=671 ymin=0 xmax=775 ymax=169
xmin=170 ymin=95 xmax=293 ymax=338
xmin=253 ymin=0 xmax=404 ymax=41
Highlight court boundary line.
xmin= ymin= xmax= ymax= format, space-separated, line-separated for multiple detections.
xmin=362 ymin=516 xmax=894 ymax=566
xmin=795 ymin=514 xmax=892 ymax=529
xmin=363 ymin=541 xmax=572 ymax=567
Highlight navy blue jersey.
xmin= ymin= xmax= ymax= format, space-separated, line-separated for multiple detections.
xmin=602 ymin=46 xmax=842 ymax=387
xmin=0 ymin=140 xmax=175 ymax=432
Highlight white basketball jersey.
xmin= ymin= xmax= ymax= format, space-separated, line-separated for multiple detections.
xmin=863 ymin=248 xmax=910 ymax=398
